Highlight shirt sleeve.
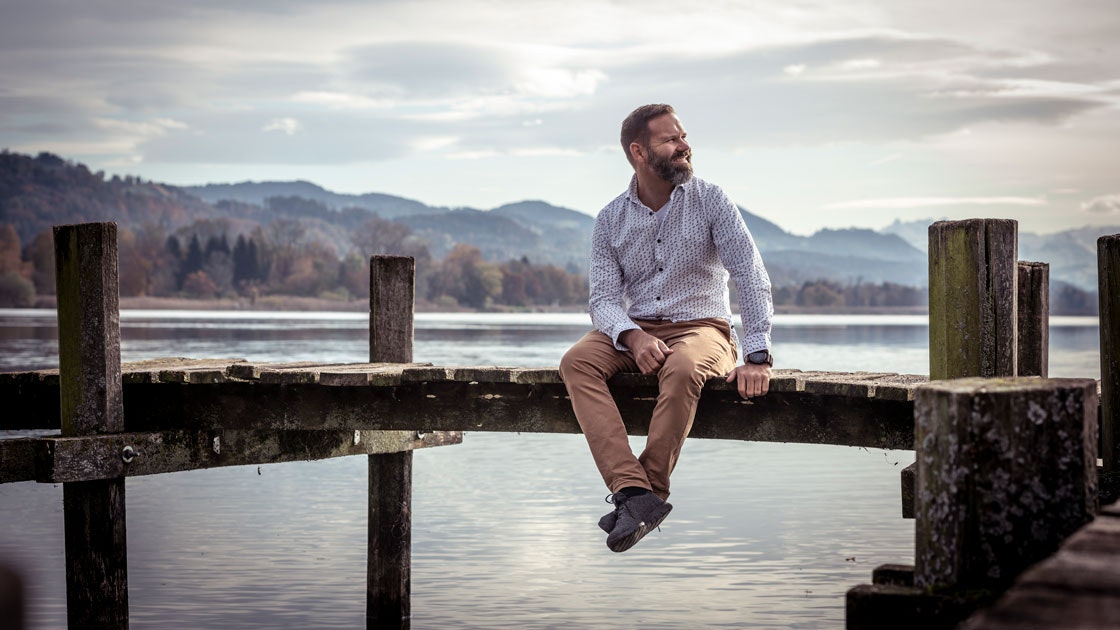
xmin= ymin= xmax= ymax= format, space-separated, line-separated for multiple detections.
xmin=588 ymin=208 xmax=639 ymax=350
xmin=710 ymin=190 xmax=774 ymax=358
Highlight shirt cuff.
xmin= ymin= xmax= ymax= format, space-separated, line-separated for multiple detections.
xmin=739 ymin=333 xmax=772 ymax=360
xmin=610 ymin=322 xmax=641 ymax=351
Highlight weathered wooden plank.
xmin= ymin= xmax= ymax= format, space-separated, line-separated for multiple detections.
xmin=119 ymin=358 xmax=248 ymax=384
xmin=225 ymin=361 xmax=328 ymax=381
xmin=960 ymin=587 xmax=1120 ymax=629
xmin=961 ymin=504 xmax=1120 ymax=628
xmin=319 ymin=364 xmax=417 ymax=387
xmin=802 ymin=372 xmax=896 ymax=397
xmin=872 ymin=564 xmax=915 ymax=587
xmin=20 ymin=430 xmax=461 ymax=483
xmin=0 ymin=438 xmax=40 ymax=484
xmin=1101 ymin=235 xmax=1120 ymax=473
xmin=846 ymin=583 xmax=990 ymax=630
xmin=100 ymin=379 xmax=915 ymax=448
xmin=928 ymin=219 xmax=1018 ymax=380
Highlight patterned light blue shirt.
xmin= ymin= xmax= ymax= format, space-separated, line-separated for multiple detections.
xmin=589 ymin=175 xmax=773 ymax=360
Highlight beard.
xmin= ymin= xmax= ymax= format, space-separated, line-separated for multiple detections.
xmin=647 ymin=146 xmax=693 ymax=186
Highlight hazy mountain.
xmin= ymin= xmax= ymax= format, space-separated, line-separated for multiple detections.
xmin=881 ymin=218 xmax=1118 ymax=291
xmin=6 ymin=151 xmax=1101 ymax=292
xmin=182 ymin=180 xmax=432 ymax=218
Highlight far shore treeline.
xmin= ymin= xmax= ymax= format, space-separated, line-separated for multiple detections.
xmin=0 ymin=150 xmax=1101 ymax=315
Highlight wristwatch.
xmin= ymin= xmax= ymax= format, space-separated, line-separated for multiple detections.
xmin=747 ymin=350 xmax=773 ymax=367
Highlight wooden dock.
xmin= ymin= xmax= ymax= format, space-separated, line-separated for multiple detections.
xmin=1 ymin=221 xmax=1118 ymax=630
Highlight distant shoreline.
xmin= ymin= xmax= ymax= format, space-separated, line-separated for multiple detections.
xmin=25 ymin=295 xmax=930 ymax=316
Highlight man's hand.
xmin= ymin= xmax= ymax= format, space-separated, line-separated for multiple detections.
xmin=726 ymin=363 xmax=770 ymax=399
xmin=620 ymin=329 xmax=674 ymax=375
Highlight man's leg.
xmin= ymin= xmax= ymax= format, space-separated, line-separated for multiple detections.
xmin=639 ymin=319 xmax=737 ymax=500
xmin=559 ymin=330 xmax=649 ymax=493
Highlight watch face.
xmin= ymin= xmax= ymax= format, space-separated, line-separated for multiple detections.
xmin=748 ymin=351 xmax=768 ymax=364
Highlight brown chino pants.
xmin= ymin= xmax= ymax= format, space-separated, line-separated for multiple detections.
xmin=559 ymin=318 xmax=738 ymax=500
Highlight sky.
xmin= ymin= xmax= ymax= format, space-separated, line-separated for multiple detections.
xmin=1 ymin=0 xmax=1118 ymax=236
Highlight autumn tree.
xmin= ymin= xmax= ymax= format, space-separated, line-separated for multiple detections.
xmin=428 ymin=244 xmax=501 ymax=308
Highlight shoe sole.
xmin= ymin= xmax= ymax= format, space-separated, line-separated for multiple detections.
xmin=607 ymin=503 xmax=672 ymax=553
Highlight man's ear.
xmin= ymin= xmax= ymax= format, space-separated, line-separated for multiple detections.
xmin=629 ymin=141 xmax=645 ymax=165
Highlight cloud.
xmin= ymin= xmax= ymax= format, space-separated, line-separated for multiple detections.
xmin=262 ymin=118 xmax=301 ymax=135
xmin=1082 ymin=194 xmax=1120 ymax=215
xmin=824 ymin=196 xmax=1047 ymax=210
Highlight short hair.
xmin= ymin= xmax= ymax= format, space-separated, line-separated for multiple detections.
xmin=620 ymin=104 xmax=675 ymax=167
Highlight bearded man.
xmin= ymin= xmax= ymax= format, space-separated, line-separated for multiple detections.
xmin=559 ymin=104 xmax=774 ymax=552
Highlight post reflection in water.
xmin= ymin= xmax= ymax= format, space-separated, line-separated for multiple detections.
xmin=0 ymin=310 xmax=1102 ymax=629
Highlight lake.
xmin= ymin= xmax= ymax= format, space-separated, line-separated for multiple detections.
xmin=0 ymin=310 xmax=1103 ymax=629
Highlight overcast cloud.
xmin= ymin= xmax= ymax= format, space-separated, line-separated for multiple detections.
xmin=1 ymin=0 xmax=1117 ymax=235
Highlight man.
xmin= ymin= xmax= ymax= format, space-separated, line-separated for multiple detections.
xmin=559 ymin=104 xmax=774 ymax=553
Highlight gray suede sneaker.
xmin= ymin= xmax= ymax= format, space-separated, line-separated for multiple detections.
xmin=598 ymin=493 xmax=621 ymax=533
xmin=605 ymin=491 xmax=672 ymax=553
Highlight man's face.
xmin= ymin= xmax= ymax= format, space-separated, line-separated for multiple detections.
xmin=643 ymin=113 xmax=692 ymax=186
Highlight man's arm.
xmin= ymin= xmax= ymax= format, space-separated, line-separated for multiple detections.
xmin=711 ymin=190 xmax=774 ymax=399
xmin=588 ymin=209 xmax=640 ymax=350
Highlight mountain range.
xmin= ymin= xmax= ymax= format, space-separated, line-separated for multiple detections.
xmin=1 ymin=151 xmax=1113 ymax=291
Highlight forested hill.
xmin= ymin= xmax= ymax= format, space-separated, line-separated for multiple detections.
xmin=0 ymin=151 xmax=1107 ymax=311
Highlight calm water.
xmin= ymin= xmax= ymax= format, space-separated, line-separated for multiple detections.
xmin=0 ymin=310 xmax=1102 ymax=629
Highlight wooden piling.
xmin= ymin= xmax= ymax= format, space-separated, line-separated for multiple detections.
xmin=914 ymin=378 xmax=1098 ymax=592
xmin=0 ymin=563 xmax=24 ymax=630
xmin=902 ymin=220 xmax=1021 ymax=520
xmin=1100 ymin=235 xmax=1120 ymax=473
xmin=1016 ymin=261 xmax=1049 ymax=378
xmin=928 ymin=219 xmax=1018 ymax=380
xmin=367 ymin=255 xmax=416 ymax=628
xmin=53 ymin=223 xmax=129 ymax=628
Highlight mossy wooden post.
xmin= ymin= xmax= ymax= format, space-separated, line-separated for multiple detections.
xmin=1100 ymin=235 xmax=1120 ymax=473
xmin=928 ymin=219 xmax=1018 ymax=380
xmin=902 ymin=220 xmax=1020 ymax=519
xmin=367 ymin=255 xmax=415 ymax=629
xmin=1017 ymin=261 xmax=1049 ymax=377
xmin=53 ymin=222 xmax=128 ymax=628
xmin=915 ymin=378 xmax=1098 ymax=593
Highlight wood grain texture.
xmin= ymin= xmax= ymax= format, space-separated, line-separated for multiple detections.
xmin=928 ymin=219 xmax=1018 ymax=381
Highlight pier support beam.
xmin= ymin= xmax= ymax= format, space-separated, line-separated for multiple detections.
xmin=1100 ymin=235 xmax=1120 ymax=474
xmin=367 ymin=255 xmax=416 ymax=629
xmin=54 ymin=222 xmax=128 ymax=629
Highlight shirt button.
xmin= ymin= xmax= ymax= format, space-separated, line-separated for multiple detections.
xmin=655 ymin=296 xmax=661 ymax=300
xmin=656 ymin=239 xmax=662 ymax=243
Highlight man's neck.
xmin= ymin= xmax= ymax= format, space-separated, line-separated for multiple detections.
xmin=634 ymin=171 xmax=674 ymax=212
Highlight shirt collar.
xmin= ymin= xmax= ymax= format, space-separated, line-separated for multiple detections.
xmin=624 ymin=174 xmax=691 ymax=207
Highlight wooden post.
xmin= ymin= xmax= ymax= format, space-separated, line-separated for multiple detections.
xmin=1100 ymin=235 xmax=1120 ymax=473
xmin=367 ymin=255 xmax=415 ymax=628
xmin=1017 ymin=261 xmax=1049 ymax=377
xmin=914 ymin=377 xmax=1098 ymax=592
xmin=928 ymin=219 xmax=1018 ymax=380
xmin=903 ymin=220 xmax=1020 ymax=519
xmin=53 ymin=223 xmax=129 ymax=628
xmin=0 ymin=563 xmax=24 ymax=630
